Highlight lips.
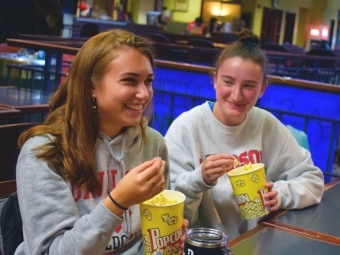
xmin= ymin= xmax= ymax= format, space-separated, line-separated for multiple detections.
xmin=125 ymin=104 xmax=143 ymax=111
xmin=227 ymin=100 xmax=245 ymax=108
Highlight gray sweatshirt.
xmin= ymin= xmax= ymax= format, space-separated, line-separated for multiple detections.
xmin=15 ymin=125 xmax=169 ymax=255
xmin=165 ymin=102 xmax=324 ymax=239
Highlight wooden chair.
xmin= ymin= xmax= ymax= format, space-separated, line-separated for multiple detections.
xmin=303 ymin=49 xmax=338 ymax=83
xmin=218 ymin=33 xmax=239 ymax=44
xmin=188 ymin=38 xmax=215 ymax=48
xmin=0 ymin=180 xmax=16 ymax=198
xmin=145 ymin=33 xmax=173 ymax=60
xmin=0 ymin=123 xmax=37 ymax=182
xmin=152 ymin=42 xmax=190 ymax=62
xmin=305 ymin=49 xmax=337 ymax=69
xmin=260 ymin=42 xmax=287 ymax=53
xmin=145 ymin=32 xmax=171 ymax=43
xmin=187 ymin=38 xmax=217 ymax=66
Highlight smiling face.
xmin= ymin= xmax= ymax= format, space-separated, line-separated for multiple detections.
xmin=213 ymin=57 xmax=268 ymax=126
xmin=91 ymin=47 xmax=154 ymax=138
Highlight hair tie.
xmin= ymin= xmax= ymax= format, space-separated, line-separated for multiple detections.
xmin=244 ymin=42 xmax=257 ymax=46
xmin=108 ymin=192 xmax=128 ymax=210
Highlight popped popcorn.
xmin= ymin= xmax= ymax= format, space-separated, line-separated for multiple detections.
xmin=244 ymin=162 xmax=253 ymax=171
xmin=144 ymin=193 xmax=177 ymax=206
xmin=233 ymin=158 xmax=240 ymax=167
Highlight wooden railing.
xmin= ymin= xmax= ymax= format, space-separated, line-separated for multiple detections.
xmin=3 ymin=39 xmax=340 ymax=179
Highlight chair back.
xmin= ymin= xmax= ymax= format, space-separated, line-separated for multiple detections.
xmin=0 ymin=123 xmax=37 ymax=182
xmin=126 ymin=23 xmax=160 ymax=36
xmin=283 ymin=43 xmax=305 ymax=54
xmin=286 ymin=125 xmax=309 ymax=150
xmin=218 ymin=33 xmax=239 ymax=44
xmin=260 ymin=43 xmax=287 ymax=52
xmin=0 ymin=180 xmax=16 ymax=198
xmin=305 ymin=49 xmax=336 ymax=68
xmin=145 ymin=32 xmax=171 ymax=43
xmin=188 ymin=38 xmax=215 ymax=48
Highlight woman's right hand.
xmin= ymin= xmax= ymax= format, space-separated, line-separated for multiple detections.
xmin=201 ymin=153 xmax=235 ymax=185
xmin=105 ymin=157 xmax=165 ymax=214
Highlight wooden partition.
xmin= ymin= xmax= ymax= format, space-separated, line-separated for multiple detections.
xmin=72 ymin=17 xmax=161 ymax=38
xmin=152 ymin=42 xmax=222 ymax=66
xmin=163 ymin=32 xmax=218 ymax=43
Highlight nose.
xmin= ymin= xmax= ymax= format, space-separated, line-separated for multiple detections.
xmin=231 ymin=85 xmax=242 ymax=101
xmin=136 ymin=83 xmax=149 ymax=100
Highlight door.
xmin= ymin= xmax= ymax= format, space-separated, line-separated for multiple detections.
xmin=335 ymin=10 xmax=340 ymax=50
xmin=283 ymin=12 xmax=296 ymax=44
xmin=261 ymin=7 xmax=283 ymax=43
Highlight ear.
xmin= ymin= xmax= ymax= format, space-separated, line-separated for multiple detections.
xmin=91 ymin=84 xmax=96 ymax=98
xmin=213 ymin=71 xmax=217 ymax=90
xmin=259 ymin=80 xmax=269 ymax=98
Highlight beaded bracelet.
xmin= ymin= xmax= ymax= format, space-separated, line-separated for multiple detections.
xmin=108 ymin=192 xmax=128 ymax=211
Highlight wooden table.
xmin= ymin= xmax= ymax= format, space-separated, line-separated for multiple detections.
xmin=259 ymin=179 xmax=340 ymax=245
xmin=0 ymin=106 xmax=22 ymax=121
xmin=224 ymin=179 xmax=340 ymax=254
xmin=6 ymin=38 xmax=81 ymax=92
xmin=0 ymin=86 xmax=53 ymax=114
xmin=175 ymin=39 xmax=227 ymax=49
xmin=228 ymin=224 xmax=340 ymax=254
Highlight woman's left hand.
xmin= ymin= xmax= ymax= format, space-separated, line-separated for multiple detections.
xmin=180 ymin=219 xmax=189 ymax=253
xmin=263 ymin=182 xmax=279 ymax=211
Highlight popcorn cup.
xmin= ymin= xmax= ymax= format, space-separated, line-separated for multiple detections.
xmin=227 ymin=163 xmax=270 ymax=219
xmin=139 ymin=190 xmax=185 ymax=255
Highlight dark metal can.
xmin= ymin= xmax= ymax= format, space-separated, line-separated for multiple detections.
xmin=184 ymin=228 xmax=232 ymax=255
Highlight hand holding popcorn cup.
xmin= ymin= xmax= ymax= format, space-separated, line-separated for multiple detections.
xmin=227 ymin=163 xmax=270 ymax=219
xmin=139 ymin=190 xmax=186 ymax=255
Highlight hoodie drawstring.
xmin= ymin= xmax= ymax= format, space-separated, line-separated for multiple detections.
xmin=103 ymin=132 xmax=132 ymax=236
xmin=120 ymin=133 xmax=132 ymax=235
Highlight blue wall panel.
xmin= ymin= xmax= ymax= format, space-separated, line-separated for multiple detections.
xmin=151 ymin=66 xmax=340 ymax=174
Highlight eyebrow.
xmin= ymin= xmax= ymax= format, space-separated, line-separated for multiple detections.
xmin=221 ymin=75 xmax=234 ymax=80
xmin=221 ymin=75 xmax=258 ymax=84
xmin=120 ymin=72 xmax=154 ymax=77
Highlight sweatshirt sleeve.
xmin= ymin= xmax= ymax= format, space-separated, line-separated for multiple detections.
xmin=16 ymin=136 xmax=124 ymax=255
xmin=165 ymin=117 xmax=212 ymax=226
xmin=264 ymin=119 xmax=325 ymax=209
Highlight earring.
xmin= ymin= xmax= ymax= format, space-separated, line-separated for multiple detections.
xmin=92 ymin=98 xmax=97 ymax=110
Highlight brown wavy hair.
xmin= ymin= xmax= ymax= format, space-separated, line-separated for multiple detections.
xmin=18 ymin=29 xmax=155 ymax=193
xmin=215 ymin=28 xmax=268 ymax=82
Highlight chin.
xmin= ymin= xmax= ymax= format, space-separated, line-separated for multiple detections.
xmin=226 ymin=110 xmax=245 ymax=118
xmin=125 ymin=118 xmax=142 ymax=127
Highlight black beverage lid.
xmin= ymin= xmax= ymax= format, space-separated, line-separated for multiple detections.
xmin=185 ymin=228 xmax=228 ymax=249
